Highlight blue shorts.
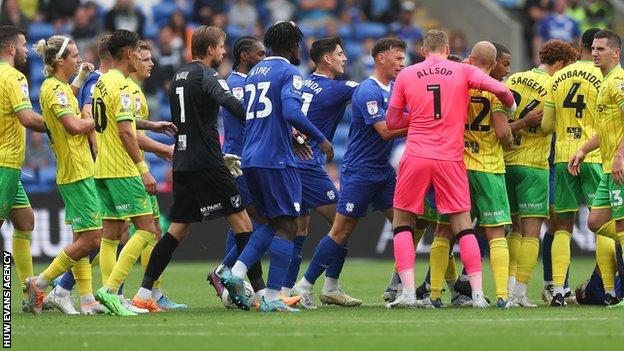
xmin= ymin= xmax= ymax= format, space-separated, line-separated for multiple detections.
xmin=236 ymin=174 xmax=254 ymax=207
xmin=300 ymin=164 xmax=338 ymax=215
xmin=337 ymin=166 xmax=396 ymax=218
xmin=244 ymin=167 xmax=302 ymax=219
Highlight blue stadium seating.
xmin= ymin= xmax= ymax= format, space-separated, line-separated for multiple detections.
xmin=353 ymin=22 xmax=388 ymax=40
xmin=28 ymin=23 xmax=55 ymax=42
xmin=152 ymin=2 xmax=179 ymax=26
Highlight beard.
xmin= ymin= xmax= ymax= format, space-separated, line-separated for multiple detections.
xmin=14 ymin=51 xmax=26 ymax=70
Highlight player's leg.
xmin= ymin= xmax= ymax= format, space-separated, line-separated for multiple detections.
xmin=427 ymin=221 xmax=453 ymax=307
xmin=8 ymin=181 xmax=34 ymax=311
xmin=505 ymin=167 xmax=522 ymax=295
xmin=541 ymin=161 xmax=558 ymax=300
xmin=595 ymin=234 xmax=619 ymax=305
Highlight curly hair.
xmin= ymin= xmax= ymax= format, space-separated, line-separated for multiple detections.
xmin=539 ymin=39 xmax=578 ymax=66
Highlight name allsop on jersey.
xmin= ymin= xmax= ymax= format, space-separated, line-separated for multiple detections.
xmin=416 ymin=67 xmax=453 ymax=79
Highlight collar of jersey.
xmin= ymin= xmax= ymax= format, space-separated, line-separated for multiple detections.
xmin=109 ymin=68 xmax=125 ymax=78
xmin=232 ymin=70 xmax=247 ymax=78
xmin=312 ymin=72 xmax=330 ymax=79
xmin=578 ymin=60 xmax=593 ymax=63
xmin=264 ymin=56 xmax=290 ymax=63
xmin=369 ymin=75 xmax=392 ymax=92
xmin=603 ymin=64 xmax=622 ymax=80
xmin=0 ymin=60 xmax=7 ymax=65
xmin=531 ymin=67 xmax=549 ymax=76
xmin=49 ymin=75 xmax=68 ymax=85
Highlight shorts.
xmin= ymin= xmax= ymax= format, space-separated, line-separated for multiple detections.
xmin=299 ymin=164 xmax=338 ymax=215
xmin=236 ymin=174 xmax=254 ymax=207
xmin=170 ymin=166 xmax=245 ymax=223
xmin=0 ymin=167 xmax=30 ymax=220
xmin=95 ymin=177 xmax=153 ymax=220
xmin=244 ymin=167 xmax=302 ymax=219
xmin=591 ymin=173 xmax=624 ymax=220
xmin=466 ymin=171 xmax=511 ymax=226
xmin=555 ymin=162 xmax=602 ymax=213
xmin=149 ymin=195 xmax=160 ymax=219
xmin=505 ymin=165 xmax=549 ymax=217
xmin=58 ymin=177 xmax=103 ymax=232
xmin=337 ymin=166 xmax=395 ymax=218
xmin=393 ymin=155 xmax=470 ymax=215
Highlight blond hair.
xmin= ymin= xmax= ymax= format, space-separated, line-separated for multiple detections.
xmin=423 ymin=29 xmax=448 ymax=53
xmin=32 ymin=35 xmax=74 ymax=77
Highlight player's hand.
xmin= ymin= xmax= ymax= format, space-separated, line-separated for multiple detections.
xmin=156 ymin=145 xmax=174 ymax=163
xmin=522 ymin=109 xmax=543 ymax=128
xmin=613 ymin=155 xmax=624 ymax=185
xmin=80 ymin=62 xmax=95 ymax=74
xmin=293 ymin=141 xmax=313 ymax=161
xmin=292 ymin=128 xmax=307 ymax=145
xmin=319 ymin=139 xmax=334 ymax=163
xmin=150 ymin=121 xmax=178 ymax=136
xmin=141 ymin=172 xmax=157 ymax=195
xmin=223 ymin=153 xmax=243 ymax=178
xmin=568 ymin=149 xmax=586 ymax=176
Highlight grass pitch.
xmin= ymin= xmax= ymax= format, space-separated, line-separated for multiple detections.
xmin=10 ymin=258 xmax=624 ymax=351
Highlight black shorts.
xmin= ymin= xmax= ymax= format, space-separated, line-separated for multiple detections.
xmin=169 ymin=166 xmax=245 ymax=223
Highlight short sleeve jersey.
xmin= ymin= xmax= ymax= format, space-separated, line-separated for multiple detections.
xmin=40 ymin=76 xmax=94 ymax=184
xmin=0 ymin=61 xmax=31 ymax=169
xmin=596 ymin=65 xmax=624 ymax=174
xmin=221 ymin=71 xmax=247 ymax=157
xmin=92 ymin=69 xmax=139 ymax=178
xmin=545 ymin=60 xmax=602 ymax=164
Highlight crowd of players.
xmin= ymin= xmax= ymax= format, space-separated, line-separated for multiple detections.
xmin=0 ymin=18 xmax=623 ymax=315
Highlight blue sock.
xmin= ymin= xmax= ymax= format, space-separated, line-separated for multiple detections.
xmin=59 ymin=246 xmax=101 ymax=291
xmin=542 ymin=232 xmax=554 ymax=282
xmin=116 ymin=243 xmax=125 ymax=296
xmin=237 ymin=225 xmax=274 ymax=269
xmin=303 ymin=235 xmax=342 ymax=285
xmin=266 ymin=237 xmax=294 ymax=291
xmin=224 ymin=229 xmax=236 ymax=257
xmin=283 ymin=236 xmax=306 ymax=289
xmin=424 ymin=267 xmax=431 ymax=284
xmin=326 ymin=243 xmax=348 ymax=279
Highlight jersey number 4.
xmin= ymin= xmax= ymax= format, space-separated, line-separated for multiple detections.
xmin=511 ymin=90 xmax=540 ymax=133
xmin=245 ymin=82 xmax=273 ymax=120
xmin=563 ymin=82 xmax=586 ymax=118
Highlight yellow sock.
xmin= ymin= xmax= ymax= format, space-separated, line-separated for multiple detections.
xmin=551 ymin=230 xmax=571 ymax=287
xmin=413 ymin=228 xmax=426 ymax=247
xmin=141 ymin=238 xmax=160 ymax=289
xmin=12 ymin=230 xmax=33 ymax=287
xmin=429 ymin=237 xmax=450 ymax=300
xmin=596 ymin=220 xmax=617 ymax=240
xmin=106 ymin=230 xmax=153 ymax=291
xmin=41 ymin=250 xmax=77 ymax=283
xmin=72 ymin=258 xmax=92 ymax=296
xmin=444 ymin=254 xmax=457 ymax=281
xmin=516 ymin=237 xmax=540 ymax=284
xmin=100 ymin=238 xmax=119 ymax=285
xmin=507 ymin=231 xmax=522 ymax=277
xmin=489 ymin=238 xmax=509 ymax=299
xmin=595 ymin=234 xmax=616 ymax=291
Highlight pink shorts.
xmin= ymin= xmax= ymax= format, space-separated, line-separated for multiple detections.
xmin=393 ymin=155 xmax=470 ymax=215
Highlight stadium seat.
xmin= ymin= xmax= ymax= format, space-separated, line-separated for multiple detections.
xmin=28 ymin=22 xmax=55 ymax=42
xmin=39 ymin=166 xmax=56 ymax=185
xmin=344 ymin=40 xmax=363 ymax=60
xmin=353 ymin=22 xmax=388 ymax=40
xmin=152 ymin=2 xmax=179 ymax=25
xmin=144 ymin=23 xmax=160 ymax=40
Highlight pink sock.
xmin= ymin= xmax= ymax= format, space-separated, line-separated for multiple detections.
xmin=458 ymin=233 xmax=483 ymax=293
xmin=393 ymin=231 xmax=415 ymax=291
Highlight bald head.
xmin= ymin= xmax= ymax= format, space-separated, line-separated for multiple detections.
xmin=469 ymin=41 xmax=497 ymax=72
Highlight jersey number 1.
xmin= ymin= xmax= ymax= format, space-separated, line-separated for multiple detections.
xmin=427 ymin=84 xmax=442 ymax=119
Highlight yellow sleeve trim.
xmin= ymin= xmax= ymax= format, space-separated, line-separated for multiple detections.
xmin=115 ymin=114 xmax=134 ymax=122
xmin=55 ymin=110 xmax=74 ymax=118
xmin=13 ymin=103 xmax=31 ymax=113
xmin=544 ymin=101 xmax=555 ymax=107
xmin=618 ymin=101 xmax=624 ymax=109
xmin=491 ymin=107 xmax=506 ymax=113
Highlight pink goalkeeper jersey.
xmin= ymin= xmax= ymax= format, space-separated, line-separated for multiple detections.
xmin=389 ymin=56 xmax=513 ymax=161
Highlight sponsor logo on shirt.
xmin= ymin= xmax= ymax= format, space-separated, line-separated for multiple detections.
xmin=230 ymin=195 xmax=241 ymax=208
xmin=55 ymin=92 xmax=68 ymax=107
xmin=366 ymin=101 xmax=378 ymax=115
xmin=178 ymin=135 xmax=187 ymax=151
xmin=115 ymin=203 xmax=131 ymax=211
xmin=345 ymin=81 xmax=358 ymax=87
xmin=293 ymin=75 xmax=303 ymax=90
xmin=232 ymin=87 xmax=244 ymax=100
xmin=294 ymin=202 xmax=301 ymax=213
xmin=201 ymin=203 xmax=223 ymax=216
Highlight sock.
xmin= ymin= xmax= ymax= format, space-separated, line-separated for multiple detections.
xmin=141 ymin=238 xmax=161 ymax=289
xmin=489 ymin=238 xmax=509 ymax=299
xmin=105 ymin=230 xmax=153 ymax=292
xmin=232 ymin=231 xmax=265 ymax=291
xmin=79 ymin=294 xmax=96 ymax=306
xmin=137 ymin=287 xmax=152 ymax=300
xmin=222 ymin=243 xmax=238 ymax=269
xmin=458 ymin=231 xmax=483 ymax=295
xmin=429 ymin=237 xmax=450 ymax=300
xmin=323 ymin=277 xmax=339 ymax=292
xmin=236 ymin=225 xmax=275 ymax=276
xmin=12 ymin=230 xmax=32 ymax=287
xmin=53 ymin=284 xmax=71 ymax=297
xmin=445 ymin=254 xmax=457 ymax=282
xmin=141 ymin=233 xmax=179 ymax=290
xmin=224 ymin=228 xmax=236 ymax=256
xmin=413 ymin=228 xmax=426 ymax=246
xmin=246 ymin=261 xmax=265 ymax=293
xmin=303 ymin=235 xmax=342 ymax=285
xmin=516 ymin=237 xmax=540 ymax=287
xmin=326 ymin=243 xmax=348 ymax=279
xmin=283 ymin=236 xmax=306 ymax=289
xmin=152 ymin=287 xmax=163 ymax=300
xmin=99 ymin=238 xmax=119 ymax=286
xmin=596 ymin=220 xmax=617 ymax=240
xmin=72 ymin=257 xmax=92 ymax=297
xmin=281 ymin=287 xmax=291 ymax=295
xmin=388 ymin=272 xmax=400 ymax=290
xmin=264 ymin=288 xmax=280 ymax=302
xmin=393 ymin=228 xmax=415 ymax=295
xmin=398 ymin=269 xmax=415 ymax=298
xmin=514 ymin=282 xmax=527 ymax=298
xmin=58 ymin=247 xmax=100 ymax=292
xmin=39 ymin=249 xmax=77 ymax=288
xmin=542 ymin=231 xmax=554 ymax=282
xmin=424 ymin=268 xmax=431 ymax=284
xmin=266 ymin=237 xmax=293 ymax=291
xmin=551 ymin=230 xmax=571 ymax=288
xmin=507 ymin=231 xmax=522 ymax=278
xmin=595 ymin=234 xmax=616 ymax=292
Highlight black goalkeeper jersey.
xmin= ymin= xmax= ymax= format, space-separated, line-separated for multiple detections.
xmin=169 ymin=61 xmax=244 ymax=171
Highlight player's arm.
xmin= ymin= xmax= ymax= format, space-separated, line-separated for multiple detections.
xmin=59 ymin=114 xmax=95 ymax=135
xmin=386 ymin=106 xmax=410 ymax=130
xmin=568 ymin=133 xmax=599 ymax=176
xmin=203 ymin=71 xmax=245 ymax=121
xmin=70 ymin=63 xmax=94 ymax=96
xmin=283 ymin=96 xmax=334 ymax=162
xmin=541 ymin=102 xmax=556 ymax=133
xmin=491 ymin=111 xmax=513 ymax=150
xmin=15 ymin=109 xmax=46 ymax=133
xmin=509 ymin=109 xmax=543 ymax=132
xmin=468 ymin=66 xmax=516 ymax=110
xmin=373 ymin=120 xmax=407 ymax=140
xmin=118 ymin=120 xmax=157 ymax=194
xmin=82 ymin=103 xmax=98 ymax=156
xmin=137 ymin=133 xmax=173 ymax=163
xmin=135 ymin=118 xmax=177 ymax=136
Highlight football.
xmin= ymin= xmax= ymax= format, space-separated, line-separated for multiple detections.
xmin=221 ymin=280 xmax=255 ymax=309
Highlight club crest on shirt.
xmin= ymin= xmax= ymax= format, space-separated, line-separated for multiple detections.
xmin=55 ymin=91 xmax=68 ymax=107
xmin=20 ymin=83 xmax=29 ymax=98
xmin=366 ymin=100 xmax=378 ymax=115
xmin=293 ymin=75 xmax=303 ymax=90
xmin=230 ymin=195 xmax=241 ymax=208
xmin=326 ymin=190 xmax=336 ymax=200
xmin=616 ymin=80 xmax=624 ymax=92
xmin=346 ymin=202 xmax=354 ymax=213
xmin=135 ymin=97 xmax=142 ymax=111
xmin=232 ymin=87 xmax=244 ymax=100
xmin=218 ymin=79 xmax=230 ymax=91
xmin=120 ymin=93 xmax=131 ymax=112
